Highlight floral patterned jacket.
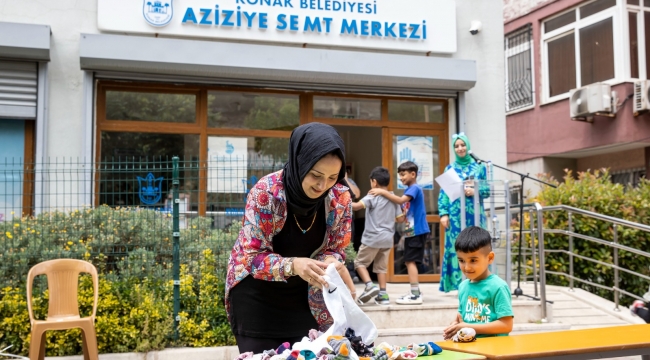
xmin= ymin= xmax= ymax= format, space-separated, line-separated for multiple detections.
xmin=225 ymin=170 xmax=352 ymax=331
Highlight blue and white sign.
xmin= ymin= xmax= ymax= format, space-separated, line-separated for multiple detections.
xmin=396 ymin=136 xmax=434 ymax=190
xmin=98 ymin=0 xmax=456 ymax=53
xmin=207 ymin=137 xmax=248 ymax=193
xmin=143 ymin=0 xmax=174 ymax=27
xmin=137 ymin=173 xmax=164 ymax=205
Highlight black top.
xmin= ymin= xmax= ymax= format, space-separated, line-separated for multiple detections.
xmin=229 ymin=202 xmax=326 ymax=337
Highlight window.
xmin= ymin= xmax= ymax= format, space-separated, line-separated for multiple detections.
xmin=313 ymin=96 xmax=381 ymax=120
xmin=629 ymin=11 xmax=640 ymax=78
xmin=579 ymin=18 xmax=615 ymax=85
xmin=505 ymin=24 xmax=534 ymax=112
xmin=388 ymin=101 xmax=444 ymax=123
xmin=611 ymin=168 xmax=646 ymax=187
xmin=207 ymin=92 xmax=299 ymax=130
xmin=626 ymin=1 xmax=650 ymax=79
xmin=542 ymin=0 xmax=618 ymax=101
xmin=97 ymin=82 xmax=449 ymax=223
xmin=548 ymin=33 xmax=576 ymax=97
xmin=106 ymin=91 xmax=197 ymax=123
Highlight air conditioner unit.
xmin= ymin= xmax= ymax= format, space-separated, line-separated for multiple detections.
xmin=633 ymin=80 xmax=650 ymax=115
xmin=569 ymin=83 xmax=616 ymax=119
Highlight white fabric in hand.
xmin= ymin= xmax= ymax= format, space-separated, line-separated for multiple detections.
xmin=292 ymin=264 xmax=378 ymax=358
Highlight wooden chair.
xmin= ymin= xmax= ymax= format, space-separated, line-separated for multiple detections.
xmin=26 ymin=259 xmax=99 ymax=360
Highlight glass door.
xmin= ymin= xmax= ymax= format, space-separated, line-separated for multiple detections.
xmin=384 ymin=128 xmax=448 ymax=283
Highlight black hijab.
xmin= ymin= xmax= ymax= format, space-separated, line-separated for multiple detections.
xmin=283 ymin=123 xmax=346 ymax=216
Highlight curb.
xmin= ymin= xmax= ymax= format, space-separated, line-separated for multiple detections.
xmin=45 ymin=346 xmax=240 ymax=360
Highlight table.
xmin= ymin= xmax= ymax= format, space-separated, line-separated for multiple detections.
xmin=435 ymin=324 xmax=650 ymax=360
xmin=418 ymin=350 xmax=486 ymax=360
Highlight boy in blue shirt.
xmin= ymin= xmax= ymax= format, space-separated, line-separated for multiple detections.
xmin=443 ymin=226 xmax=514 ymax=339
xmin=369 ymin=161 xmax=430 ymax=305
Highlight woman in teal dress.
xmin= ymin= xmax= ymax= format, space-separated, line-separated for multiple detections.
xmin=438 ymin=133 xmax=488 ymax=292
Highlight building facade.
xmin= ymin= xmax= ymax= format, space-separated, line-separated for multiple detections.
xmin=505 ymin=0 xmax=650 ymax=198
xmin=0 ymin=0 xmax=505 ymax=282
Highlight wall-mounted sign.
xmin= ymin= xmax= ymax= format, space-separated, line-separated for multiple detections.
xmin=208 ymin=136 xmax=248 ymax=193
xmin=396 ymin=136 xmax=434 ymax=190
xmin=98 ymin=0 xmax=457 ymax=54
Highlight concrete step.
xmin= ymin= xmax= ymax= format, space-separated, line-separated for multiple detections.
xmin=358 ymin=299 xmax=552 ymax=328
xmin=375 ymin=322 xmax=571 ymax=345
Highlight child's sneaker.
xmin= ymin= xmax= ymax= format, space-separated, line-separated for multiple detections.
xmin=356 ymin=285 xmax=380 ymax=305
xmin=374 ymin=293 xmax=390 ymax=305
xmin=395 ymin=292 xmax=423 ymax=305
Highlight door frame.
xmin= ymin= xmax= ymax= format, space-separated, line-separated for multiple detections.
xmin=383 ymin=127 xmax=449 ymax=283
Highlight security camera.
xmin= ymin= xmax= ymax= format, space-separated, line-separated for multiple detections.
xmin=469 ymin=21 xmax=482 ymax=35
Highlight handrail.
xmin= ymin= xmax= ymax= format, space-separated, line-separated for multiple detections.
xmin=534 ymin=203 xmax=548 ymax=321
xmin=541 ymin=204 xmax=650 ymax=233
xmin=484 ymin=200 xmax=650 ymax=321
xmin=543 ymin=229 xmax=650 ymax=258
xmin=533 ymin=202 xmax=650 ymax=315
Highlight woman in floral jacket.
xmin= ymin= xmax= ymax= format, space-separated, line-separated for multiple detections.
xmin=225 ymin=123 xmax=355 ymax=354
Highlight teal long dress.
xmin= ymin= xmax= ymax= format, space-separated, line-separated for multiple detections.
xmin=438 ymin=160 xmax=488 ymax=292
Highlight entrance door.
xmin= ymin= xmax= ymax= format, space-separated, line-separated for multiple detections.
xmin=384 ymin=128 xmax=448 ymax=283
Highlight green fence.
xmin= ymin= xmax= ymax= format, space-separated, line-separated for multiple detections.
xmin=0 ymin=156 xmax=285 ymax=355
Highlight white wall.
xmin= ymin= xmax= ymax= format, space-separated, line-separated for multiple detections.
xmin=452 ymin=0 xmax=507 ymax=181
xmin=503 ymin=0 xmax=556 ymax=23
xmin=0 ymin=0 xmax=100 ymax=159
xmin=507 ymin=157 xmax=577 ymax=200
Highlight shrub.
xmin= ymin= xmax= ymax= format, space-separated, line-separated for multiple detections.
xmin=0 ymin=206 xmax=239 ymax=356
xmin=528 ymin=169 xmax=650 ymax=305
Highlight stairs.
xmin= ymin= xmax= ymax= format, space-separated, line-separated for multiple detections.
xmin=354 ymin=281 xmax=645 ymax=345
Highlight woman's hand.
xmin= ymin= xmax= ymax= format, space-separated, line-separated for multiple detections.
xmin=293 ymin=257 xmax=329 ymax=289
xmin=464 ymin=187 xmax=475 ymax=197
xmin=440 ymin=215 xmax=450 ymax=229
xmin=323 ymin=257 xmax=356 ymax=297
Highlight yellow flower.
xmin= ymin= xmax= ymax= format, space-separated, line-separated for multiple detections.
xmin=67 ymin=241 xmax=73 ymax=245
xmin=14 ymin=223 xmax=19 ymax=228
xmin=5 ymin=232 xmax=12 ymax=239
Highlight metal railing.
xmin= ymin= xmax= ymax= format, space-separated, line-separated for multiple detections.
xmin=455 ymin=179 xmax=516 ymax=284
xmin=487 ymin=202 xmax=650 ymax=321
xmin=535 ymin=205 xmax=650 ymax=313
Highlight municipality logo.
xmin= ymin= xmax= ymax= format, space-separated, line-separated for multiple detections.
xmin=137 ymin=173 xmax=164 ymax=205
xmin=143 ymin=0 xmax=173 ymax=27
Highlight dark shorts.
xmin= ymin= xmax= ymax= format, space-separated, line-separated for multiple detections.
xmin=403 ymin=234 xmax=426 ymax=263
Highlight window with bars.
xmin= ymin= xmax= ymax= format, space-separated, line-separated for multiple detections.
xmin=611 ymin=168 xmax=646 ymax=187
xmin=505 ymin=24 xmax=534 ymax=112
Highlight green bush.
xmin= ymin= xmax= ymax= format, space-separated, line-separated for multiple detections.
xmin=528 ymin=169 xmax=650 ymax=305
xmin=0 ymin=206 xmax=239 ymax=356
